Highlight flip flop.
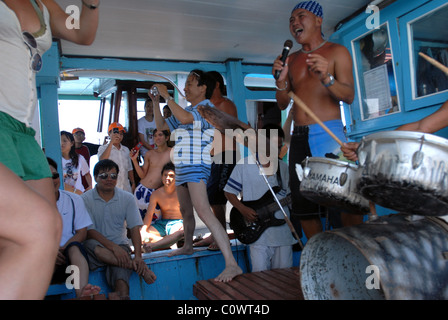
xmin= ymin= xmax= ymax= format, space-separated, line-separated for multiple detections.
xmin=192 ymin=234 xmax=203 ymax=243
xmin=207 ymin=242 xmax=220 ymax=251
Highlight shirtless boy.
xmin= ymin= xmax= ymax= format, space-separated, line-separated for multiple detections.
xmin=131 ymin=129 xmax=172 ymax=219
xmin=141 ymin=162 xmax=184 ymax=252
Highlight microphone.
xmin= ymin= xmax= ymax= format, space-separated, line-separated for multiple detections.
xmin=274 ymin=40 xmax=293 ymax=80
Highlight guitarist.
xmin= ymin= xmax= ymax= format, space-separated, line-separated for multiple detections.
xmin=224 ymin=124 xmax=297 ymax=272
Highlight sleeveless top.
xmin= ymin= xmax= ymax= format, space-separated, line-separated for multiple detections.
xmin=0 ymin=1 xmax=53 ymax=126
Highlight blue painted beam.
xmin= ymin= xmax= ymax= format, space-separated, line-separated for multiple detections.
xmin=37 ymin=43 xmax=62 ymax=178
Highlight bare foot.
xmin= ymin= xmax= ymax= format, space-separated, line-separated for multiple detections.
xmin=168 ymin=246 xmax=194 ymax=257
xmin=214 ymin=265 xmax=243 ymax=283
xmin=142 ymin=268 xmax=157 ymax=285
xmin=193 ymin=235 xmax=213 ymax=247
xmin=80 ymin=284 xmax=101 ymax=297
xmin=207 ymin=242 xmax=220 ymax=251
xmin=108 ymin=292 xmax=120 ymax=300
xmin=143 ymin=243 xmax=153 ymax=253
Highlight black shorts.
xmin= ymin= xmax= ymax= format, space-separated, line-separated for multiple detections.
xmin=288 ymin=126 xmax=322 ymax=220
xmin=207 ymin=151 xmax=237 ymax=205
xmin=51 ymin=241 xmax=89 ymax=284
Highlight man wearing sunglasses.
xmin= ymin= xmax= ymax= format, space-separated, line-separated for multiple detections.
xmin=82 ymin=159 xmax=156 ymax=299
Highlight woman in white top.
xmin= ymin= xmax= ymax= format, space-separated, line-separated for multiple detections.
xmin=61 ymin=131 xmax=93 ymax=194
xmin=0 ymin=0 xmax=98 ymax=299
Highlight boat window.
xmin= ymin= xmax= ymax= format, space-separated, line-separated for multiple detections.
xmin=352 ymin=23 xmax=400 ymax=121
xmin=408 ymin=4 xmax=448 ymax=99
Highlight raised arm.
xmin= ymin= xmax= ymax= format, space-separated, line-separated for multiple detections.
xmin=153 ymin=85 xmax=194 ymax=125
xmin=273 ymin=55 xmax=293 ymax=110
xmin=43 ymin=0 xmax=99 ymax=45
xmin=307 ymin=45 xmax=355 ymax=104
xmin=148 ymin=87 xmax=170 ymax=131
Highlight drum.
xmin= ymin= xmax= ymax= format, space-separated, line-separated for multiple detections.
xmin=298 ymin=157 xmax=369 ymax=214
xmin=300 ymin=214 xmax=448 ymax=300
xmin=357 ymin=131 xmax=448 ymax=216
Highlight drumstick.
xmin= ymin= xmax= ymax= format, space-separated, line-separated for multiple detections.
xmin=288 ymin=91 xmax=344 ymax=146
xmin=418 ymin=52 xmax=448 ymax=77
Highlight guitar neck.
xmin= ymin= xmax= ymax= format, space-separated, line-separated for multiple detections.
xmin=264 ymin=195 xmax=291 ymax=213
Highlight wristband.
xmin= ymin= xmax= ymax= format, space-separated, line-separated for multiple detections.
xmin=275 ymin=81 xmax=288 ymax=91
xmin=322 ymin=73 xmax=335 ymax=87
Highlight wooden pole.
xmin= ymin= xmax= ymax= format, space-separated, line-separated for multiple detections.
xmin=288 ymin=91 xmax=344 ymax=146
xmin=418 ymin=52 xmax=448 ymax=77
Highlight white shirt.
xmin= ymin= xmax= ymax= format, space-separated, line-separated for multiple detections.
xmin=138 ymin=116 xmax=157 ymax=156
xmin=0 ymin=2 xmax=52 ymax=126
xmin=57 ymin=190 xmax=93 ymax=247
xmin=224 ymin=156 xmax=297 ymax=247
xmin=62 ymin=155 xmax=89 ymax=193
xmin=98 ymin=143 xmax=133 ymax=193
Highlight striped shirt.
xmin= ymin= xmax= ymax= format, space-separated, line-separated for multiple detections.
xmin=165 ymin=100 xmax=215 ymax=185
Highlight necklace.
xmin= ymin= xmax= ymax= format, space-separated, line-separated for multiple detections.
xmin=300 ymin=40 xmax=328 ymax=54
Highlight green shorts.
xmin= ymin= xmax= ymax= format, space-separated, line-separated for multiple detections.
xmin=152 ymin=219 xmax=183 ymax=237
xmin=0 ymin=111 xmax=52 ymax=181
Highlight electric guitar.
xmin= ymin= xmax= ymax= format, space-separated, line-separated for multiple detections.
xmin=229 ymin=191 xmax=291 ymax=244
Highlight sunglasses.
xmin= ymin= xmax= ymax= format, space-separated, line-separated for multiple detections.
xmin=22 ymin=31 xmax=43 ymax=72
xmin=97 ymin=172 xmax=118 ymax=180
xmin=52 ymin=172 xmax=60 ymax=180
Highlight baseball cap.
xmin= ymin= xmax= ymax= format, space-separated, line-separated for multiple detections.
xmin=108 ymin=122 xmax=126 ymax=133
xmin=72 ymin=127 xmax=85 ymax=135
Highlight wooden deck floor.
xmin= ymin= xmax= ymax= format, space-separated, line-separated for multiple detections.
xmin=193 ymin=267 xmax=304 ymax=300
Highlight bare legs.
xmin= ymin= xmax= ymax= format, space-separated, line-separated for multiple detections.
xmin=92 ymin=245 xmax=156 ymax=298
xmin=0 ymin=164 xmax=62 ymax=299
xmin=65 ymin=246 xmax=101 ymax=298
xmin=193 ymin=204 xmax=227 ymax=250
xmin=170 ymin=181 xmax=242 ymax=282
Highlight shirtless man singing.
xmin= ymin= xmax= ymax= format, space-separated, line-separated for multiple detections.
xmin=131 ymin=129 xmax=172 ymax=220
xmin=272 ymin=1 xmax=358 ymax=240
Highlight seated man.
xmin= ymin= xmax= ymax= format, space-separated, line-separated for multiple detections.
xmin=81 ymin=159 xmax=156 ymax=299
xmin=141 ymin=162 xmax=184 ymax=252
xmin=47 ymin=157 xmax=100 ymax=298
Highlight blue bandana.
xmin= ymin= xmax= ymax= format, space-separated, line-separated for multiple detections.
xmin=291 ymin=1 xmax=323 ymax=19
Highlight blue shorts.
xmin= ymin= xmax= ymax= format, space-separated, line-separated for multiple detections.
xmin=152 ymin=219 xmax=183 ymax=237
xmin=307 ymin=119 xmax=347 ymax=159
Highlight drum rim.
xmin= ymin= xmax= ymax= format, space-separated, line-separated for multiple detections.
xmin=360 ymin=130 xmax=448 ymax=148
xmin=301 ymin=156 xmax=358 ymax=169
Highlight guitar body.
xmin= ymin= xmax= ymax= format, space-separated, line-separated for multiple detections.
xmin=229 ymin=191 xmax=290 ymax=244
